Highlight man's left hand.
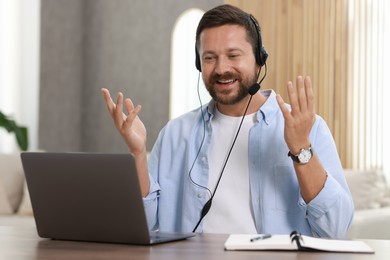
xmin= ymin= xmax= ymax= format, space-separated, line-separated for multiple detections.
xmin=276 ymin=76 xmax=316 ymax=155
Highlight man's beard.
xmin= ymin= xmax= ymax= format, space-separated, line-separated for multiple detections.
xmin=205 ymin=70 xmax=258 ymax=105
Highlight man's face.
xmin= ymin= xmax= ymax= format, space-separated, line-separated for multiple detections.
xmin=199 ymin=24 xmax=259 ymax=105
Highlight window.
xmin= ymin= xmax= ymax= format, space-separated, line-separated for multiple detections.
xmin=0 ymin=0 xmax=40 ymax=152
xmin=170 ymin=8 xmax=209 ymax=120
xmin=382 ymin=1 xmax=390 ymax=175
xmin=348 ymin=0 xmax=390 ymax=178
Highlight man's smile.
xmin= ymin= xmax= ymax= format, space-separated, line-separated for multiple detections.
xmin=216 ymin=79 xmax=237 ymax=84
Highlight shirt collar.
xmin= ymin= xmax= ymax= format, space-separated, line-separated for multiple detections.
xmin=255 ymin=89 xmax=279 ymax=125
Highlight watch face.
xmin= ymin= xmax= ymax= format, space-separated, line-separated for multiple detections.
xmin=298 ymin=148 xmax=312 ymax=164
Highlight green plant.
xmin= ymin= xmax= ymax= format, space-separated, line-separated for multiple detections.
xmin=0 ymin=111 xmax=28 ymax=151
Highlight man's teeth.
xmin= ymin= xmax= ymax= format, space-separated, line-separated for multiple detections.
xmin=218 ymin=79 xmax=235 ymax=84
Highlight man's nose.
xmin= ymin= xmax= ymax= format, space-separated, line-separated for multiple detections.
xmin=214 ymin=56 xmax=231 ymax=75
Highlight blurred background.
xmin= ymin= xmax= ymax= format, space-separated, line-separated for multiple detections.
xmin=1 ymin=0 xmax=389 ymax=177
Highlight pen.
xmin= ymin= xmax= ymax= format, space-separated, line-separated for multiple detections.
xmin=250 ymin=234 xmax=272 ymax=242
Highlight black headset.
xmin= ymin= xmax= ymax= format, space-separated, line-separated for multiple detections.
xmin=195 ymin=14 xmax=268 ymax=72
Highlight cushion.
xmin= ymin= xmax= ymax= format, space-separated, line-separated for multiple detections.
xmin=17 ymin=182 xmax=33 ymax=216
xmin=0 ymin=181 xmax=13 ymax=214
xmin=344 ymin=169 xmax=388 ymax=210
xmin=0 ymin=153 xmax=25 ymax=213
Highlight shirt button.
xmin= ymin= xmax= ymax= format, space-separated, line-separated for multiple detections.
xmin=197 ymin=193 xmax=203 ymax=198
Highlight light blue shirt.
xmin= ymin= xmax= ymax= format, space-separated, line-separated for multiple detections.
xmin=144 ymin=90 xmax=354 ymax=238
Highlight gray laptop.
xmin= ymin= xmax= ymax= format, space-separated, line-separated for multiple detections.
xmin=20 ymin=152 xmax=195 ymax=245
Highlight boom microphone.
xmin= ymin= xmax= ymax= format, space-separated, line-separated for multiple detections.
xmin=248 ymin=83 xmax=260 ymax=95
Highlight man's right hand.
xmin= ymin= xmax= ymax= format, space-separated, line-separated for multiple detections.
xmin=101 ymin=88 xmax=150 ymax=196
xmin=101 ymin=88 xmax=147 ymax=157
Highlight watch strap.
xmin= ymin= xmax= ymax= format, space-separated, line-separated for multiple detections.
xmin=288 ymin=151 xmax=300 ymax=163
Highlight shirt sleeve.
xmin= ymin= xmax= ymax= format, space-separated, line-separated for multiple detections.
xmin=298 ymin=174 xmax=354 ymax=238
xmin=142 ymin=173 xmax=160 ymax=231
xmin=142 ymin=129 xmax=164 ymax=231
xmin=298 ymin=116 xmax=354 ymax=238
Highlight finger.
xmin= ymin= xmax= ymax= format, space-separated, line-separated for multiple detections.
xmin=296 ymin=76 xmax=307 ymax=112
xmin=114 ymin=92 xmax=126 ymax=128
xmin=123 ymin=98 xmax=141 ymax=128
xmin=276 ymin=94 xmax=292 ymax=121
xmin=124 ymin=98 xmax=138 ymax=123
xmin=101 ymin=88 xmax=116 ymax=114
xmin=304 ymin=76 xmax=314 ymax=113
xmin=286 ymin=81 xmax=299 ymax=114
xmin=124 ymin=98 xmax=136 ymax=114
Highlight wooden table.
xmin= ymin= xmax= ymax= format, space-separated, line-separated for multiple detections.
xmin=1 ymin=226 xmax=389 ymax=259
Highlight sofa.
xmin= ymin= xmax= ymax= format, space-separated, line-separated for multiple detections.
xmin=1 ymin=153 xmax=390 ymax=239
xmin=0 ymin=153 xmax=35 ymax=227
xmin=344 ymin=168 xmax=390 ymax=239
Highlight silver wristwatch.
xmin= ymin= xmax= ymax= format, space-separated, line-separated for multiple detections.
xmin=288 ymin=146 xmax=313 ymax=164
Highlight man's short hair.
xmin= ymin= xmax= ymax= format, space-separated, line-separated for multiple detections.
xmin=195 ymin=4 xmax=261 ymax=60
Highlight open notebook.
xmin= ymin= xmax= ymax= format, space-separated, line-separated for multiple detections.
xmin=21 ymin=152 xmax=195 ymax=245
xmin=224 ymin=231 xmax=374 ymax=253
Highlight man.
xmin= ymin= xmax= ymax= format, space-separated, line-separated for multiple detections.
xmin=102 ymin=4 xmax=353 ymax=238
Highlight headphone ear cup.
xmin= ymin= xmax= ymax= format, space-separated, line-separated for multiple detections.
xmin=195 ymin=46 xmax=201 ymax=72
xmin=258 ymin=47 xmax=268 ymax=67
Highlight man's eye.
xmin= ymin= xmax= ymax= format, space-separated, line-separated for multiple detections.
xmin=204 ymin=56 xmax=215 ymax=61
xmin=229 ymin=54 xmax=240 ymax=58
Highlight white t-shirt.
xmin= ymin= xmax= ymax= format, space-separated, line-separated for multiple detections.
xmin=202 ymin=108 xmax=257 ymax=234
